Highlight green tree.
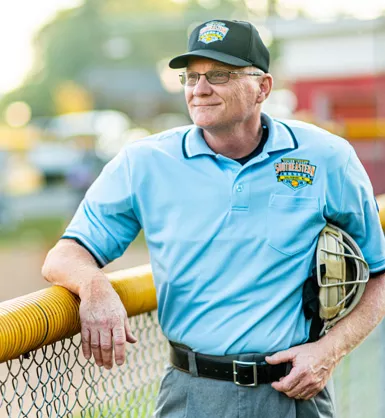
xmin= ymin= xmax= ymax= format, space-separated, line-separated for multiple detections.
xmin=0 ymin=2 xmax=106 ymax=118
xmin=0 ymin=0 xmax=252 ymax=119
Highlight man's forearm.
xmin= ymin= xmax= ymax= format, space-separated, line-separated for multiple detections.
xmin=41 ymin=239 xmax=111 ymax=297
xmin=42 ymin=238 xmax=137 ymax=368
xmin=317 ymin=273 xmax=385 ymax=362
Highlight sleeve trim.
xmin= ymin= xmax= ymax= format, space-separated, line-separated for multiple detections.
xmin=370 ymin=268 xmax=385 ymax=278
xmin=369 ymin=258 xmax=385 ymax=273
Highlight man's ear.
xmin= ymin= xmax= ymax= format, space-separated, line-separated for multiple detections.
xmin=256 ymin=74 xmax=273 ymax=103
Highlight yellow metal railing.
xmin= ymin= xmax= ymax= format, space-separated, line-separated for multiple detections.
xmin=344 ymin=119 xmax=385 ymax=140
xmin=0 ymin=264 xmax=156 ymax=363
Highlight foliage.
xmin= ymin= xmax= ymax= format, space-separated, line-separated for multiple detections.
xmin=0 ymin=0 xmax=273 ymax=119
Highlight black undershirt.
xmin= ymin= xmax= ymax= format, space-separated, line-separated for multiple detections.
xmin=233 ymin=124 xmax=269 ymax=165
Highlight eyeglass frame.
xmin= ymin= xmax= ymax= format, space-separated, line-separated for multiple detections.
xmin=179 ymin=70 xmax=264 ymax=86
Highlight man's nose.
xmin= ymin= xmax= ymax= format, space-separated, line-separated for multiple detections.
xmin=193 ymin=75 xmax=213 ymax=95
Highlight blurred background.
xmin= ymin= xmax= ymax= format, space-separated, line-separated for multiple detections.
xmin=1 ymin=0 xmax=385 ymax=302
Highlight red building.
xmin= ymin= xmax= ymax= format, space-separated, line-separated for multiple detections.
xmin=270 ymin=17 xmax=385 ymax=194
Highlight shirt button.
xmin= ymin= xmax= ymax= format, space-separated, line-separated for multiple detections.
xmin=236 ymin=184 xmax=244 ymax=192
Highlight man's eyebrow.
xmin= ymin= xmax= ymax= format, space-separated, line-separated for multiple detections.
xmin=186 ymin=66 xmax=235 ymax=72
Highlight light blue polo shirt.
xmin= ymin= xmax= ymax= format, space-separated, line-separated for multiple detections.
xmin=63 ymin=112 xmax=385 ymax=355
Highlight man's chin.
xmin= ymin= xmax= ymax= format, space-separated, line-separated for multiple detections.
xmin=194 ymin=122 xmax=218 ymax=130
xmin=190 ymin=109 xmax=221 ymax=126
xmin=191 ymin=116 xmax=218 ymax=129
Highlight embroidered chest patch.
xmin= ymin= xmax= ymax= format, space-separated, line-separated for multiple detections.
xmin=274 ymin=158 xmax=317 ymax=190
xmin=198 ymin=21 xmax=229 ymax=44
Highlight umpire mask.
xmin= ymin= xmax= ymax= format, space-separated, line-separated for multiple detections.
xmin=316 ymin=224 xmax=369 ymax=336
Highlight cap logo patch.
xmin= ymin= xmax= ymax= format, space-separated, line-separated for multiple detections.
xmin=274 ymin=158 xmax=316 ymax=190
xmin=198 ymin=21 xmax=229 ymax=44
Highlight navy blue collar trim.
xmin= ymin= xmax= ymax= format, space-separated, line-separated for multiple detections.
xmin=234 ymin=124 xmax=268 ymax=165
xmin=276 ymin=120 xmax=298 ymax=150
xmin=181 ymin=130 xmax=190 ymax=159
xmin=182 ymin=120 xmax=297 ymax=158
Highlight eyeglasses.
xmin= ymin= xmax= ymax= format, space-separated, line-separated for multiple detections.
xmin=179 ymin=70 xmax=264 ymax=87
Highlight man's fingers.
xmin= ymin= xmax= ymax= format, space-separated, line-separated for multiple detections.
xmin=265 ymin=349 xmax=294 ymax=365
xmin=100 ymin=329 xmax=113 ymax=369
xmin=286 ymin=385 xmax=309 ymax=398
xmin=79 ymin=293 xmax=137 ymax=368
xmin=124 ymin=318 xmax=137 ymax=343
xmin=81 ymin=328 xmax=91 ymax=360
xmin=271 ymin=369 xmax=302 ymax=392
xmin=291 ymin=385 xmax=319 ymax=400
xmin=113 ymin=325 xmax=127 ymax=366
xmin=90 ymin=330 xmax=103 ymax=367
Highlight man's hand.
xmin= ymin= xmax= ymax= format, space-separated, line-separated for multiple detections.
xmin=79 ymin=278 xmax=137 ymax=369
xmin=265 ymin=342 xmax=336 ymax=400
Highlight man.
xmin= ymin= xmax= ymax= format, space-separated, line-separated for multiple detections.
xmin=42 ymin=19 xmax=385 ymax=417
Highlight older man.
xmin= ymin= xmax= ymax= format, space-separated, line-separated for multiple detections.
xmin=42 ymin=19 xmax=385 ymax=418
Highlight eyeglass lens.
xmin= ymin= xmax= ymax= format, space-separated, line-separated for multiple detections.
xmin=179 ymin=71 xmax=230 ymax=86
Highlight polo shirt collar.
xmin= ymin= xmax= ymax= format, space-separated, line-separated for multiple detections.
xmin=182 ymin=112 xmax=297 ymax=159
xmin=262 ymin=113 xmax=298 ymax=154
xmin=183 ymin=127 xmax=216 ymax=158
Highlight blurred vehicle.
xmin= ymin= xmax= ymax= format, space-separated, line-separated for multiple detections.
xmin=35 ymin=110 xmax=133 ymax=162
xmin=27 ymin=143 xmax=83 ymax=186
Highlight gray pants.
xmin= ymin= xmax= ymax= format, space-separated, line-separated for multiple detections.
xmin=153 ymin=365 xmax=336 ymax=418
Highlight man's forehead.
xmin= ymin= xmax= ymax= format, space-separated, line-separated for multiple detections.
xmin=186 ymin=57 xmax=242 ymax=71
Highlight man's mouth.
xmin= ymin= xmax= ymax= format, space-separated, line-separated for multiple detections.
xmin=192 ymin=103 xmax=220 ymax=107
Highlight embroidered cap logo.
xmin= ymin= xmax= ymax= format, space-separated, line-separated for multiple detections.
xmin=198 ymin=21 xmax=229 ymax=45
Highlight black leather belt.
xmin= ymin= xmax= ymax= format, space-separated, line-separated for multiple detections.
xmin=169 ymin=342 xmax=291 ymax=387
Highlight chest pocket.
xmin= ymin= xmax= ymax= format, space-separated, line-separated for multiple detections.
xmin=267 ymin=194 xmax=323 ymax=256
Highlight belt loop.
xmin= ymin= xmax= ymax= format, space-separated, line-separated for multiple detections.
xmin=187 ymin=350 xmax=198 ymax=377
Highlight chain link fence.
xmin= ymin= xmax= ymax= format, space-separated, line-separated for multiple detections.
xmin=1 ymin=309 xmax=385 ymax=417
xmin=0 ymin=311 xmax=168 ymax=418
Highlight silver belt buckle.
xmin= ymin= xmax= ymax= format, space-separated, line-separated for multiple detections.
xmin=233 ymin=360 xmax=258 ymax=387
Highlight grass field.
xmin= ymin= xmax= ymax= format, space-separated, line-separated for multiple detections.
xmin=0 ymin=217 xmax=147 ymax=249
xmin=72 ymin=381 xmax=160 ymax=418
xmin=0 ymin=216 xmax=67 ymax=248
xmin=333 ymin=321 xmax=384 ymax=418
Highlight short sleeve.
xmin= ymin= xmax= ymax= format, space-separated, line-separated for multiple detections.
xmin=330 ymin=147 xmax=385 ymax=274
xmin=62 ymin=148 xmax=141 ymax=266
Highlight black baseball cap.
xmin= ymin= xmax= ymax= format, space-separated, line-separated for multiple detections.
xmin=169 ymin=19 xmax=270 ymax=73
